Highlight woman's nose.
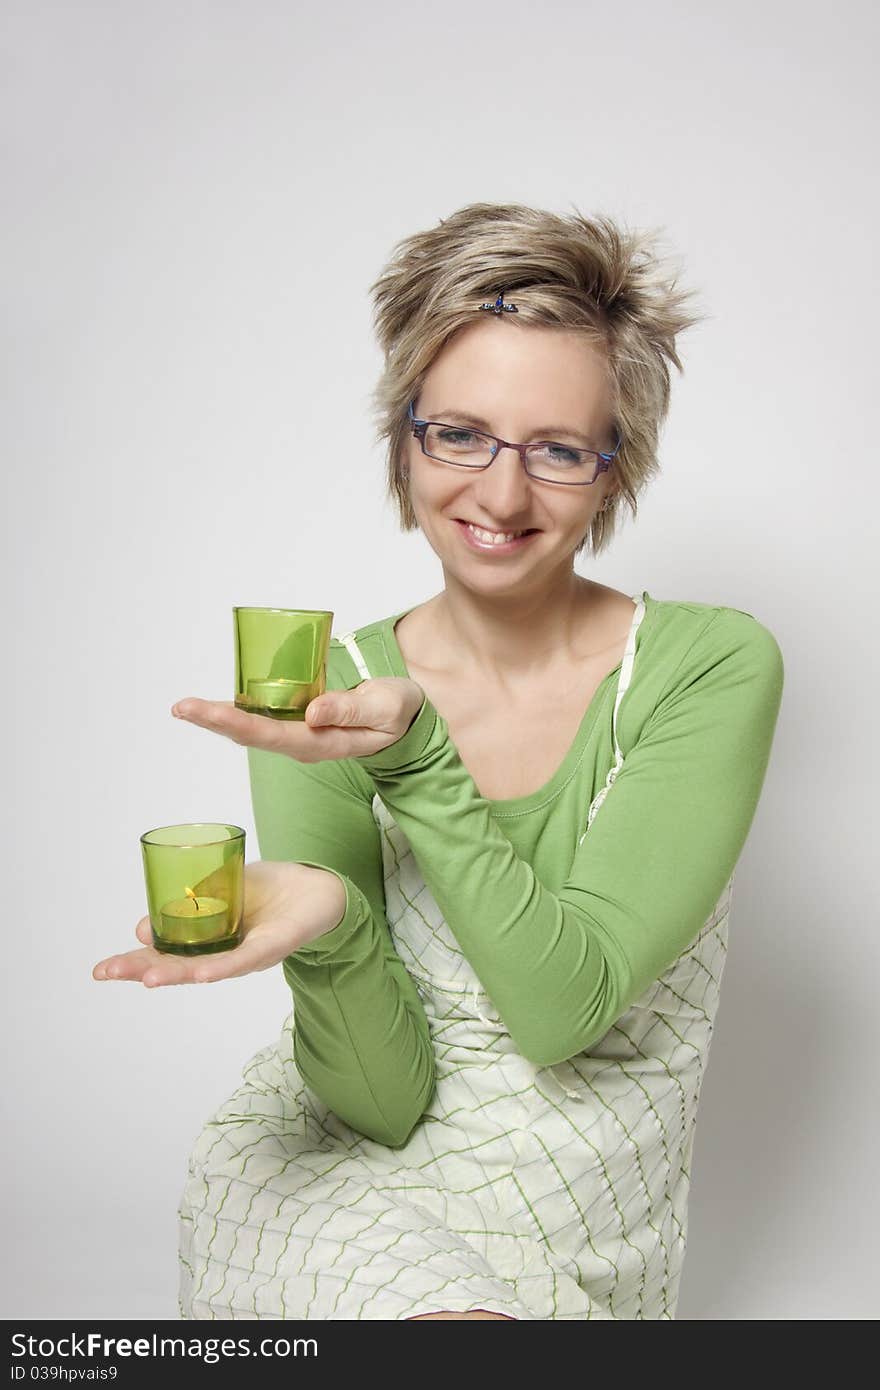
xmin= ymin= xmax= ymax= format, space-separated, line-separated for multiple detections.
xmin=471 ymin=446 xmax=534 ymax=516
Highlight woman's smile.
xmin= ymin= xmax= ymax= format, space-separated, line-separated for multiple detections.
xmin=452 ymin=517 xmax=542 ymax=554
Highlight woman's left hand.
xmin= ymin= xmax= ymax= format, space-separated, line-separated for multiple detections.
xmin=169 ymin=677 xmax=426 ymax=763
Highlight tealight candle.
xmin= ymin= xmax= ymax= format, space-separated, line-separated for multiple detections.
xmin=159 ymin=885 xmax=231 ymax=946
xmin=245 ymin=677 xmax=308 ymax=714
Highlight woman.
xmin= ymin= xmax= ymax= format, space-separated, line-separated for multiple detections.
xmin=94 ymin=202 xmax=785 ymax=1320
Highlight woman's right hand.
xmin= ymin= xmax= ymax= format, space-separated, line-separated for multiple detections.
xmin=91 ymin=860 xmax=347 ymax=988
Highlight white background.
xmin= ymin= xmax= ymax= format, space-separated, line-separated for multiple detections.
xmin=4 ymin=0 xmax=877 ymax=1320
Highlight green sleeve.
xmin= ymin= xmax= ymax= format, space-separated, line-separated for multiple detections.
xmin=354 ymin=609 xmax=785 ymax=1067
xmin=246 ymin=739 xmax=436 ymax=1149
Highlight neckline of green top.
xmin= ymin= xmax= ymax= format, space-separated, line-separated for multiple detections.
xmin=377 ymin=589 xmax=655 ymax=815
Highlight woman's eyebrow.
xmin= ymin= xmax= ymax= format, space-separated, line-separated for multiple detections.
xmin=430 ymin=407 xmax=599 ymax=447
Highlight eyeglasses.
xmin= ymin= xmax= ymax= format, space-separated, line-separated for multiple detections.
xmin=407 ymin=400 xmax=622 ymax=486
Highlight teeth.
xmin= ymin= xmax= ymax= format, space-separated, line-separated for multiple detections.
xmin=466 ymin=522 xmax=527 ymax=545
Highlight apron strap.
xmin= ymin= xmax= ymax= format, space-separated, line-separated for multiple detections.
xmin=337 ymin=630 xmax=372 ymax=682
xmin=578 ymin=591 xmax=648 ymax=846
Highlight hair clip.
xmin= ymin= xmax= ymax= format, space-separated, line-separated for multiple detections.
xmin=479 ymin=291 xmax=519 ymax=315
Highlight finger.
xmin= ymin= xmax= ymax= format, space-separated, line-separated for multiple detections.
xmin=171 ymin=699 xmax=291 ymax=752
xmin=140 ymin=953 xmax=208 ymax=988
xmin=93 ymin=946 xmax=156 ymax=982
xmin=94 ymin=944 xmax=200 ymax=986
xmin=135 ymin=916 xmax=152 ymax=945
xmin=305 ymin=694 xmax=361 ymax=727
xmin=306 ymin=679 xmax=418 ymax=735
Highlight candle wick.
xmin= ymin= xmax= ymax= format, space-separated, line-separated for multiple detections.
xmin=184 ymin=885 xmax=201 ymax=911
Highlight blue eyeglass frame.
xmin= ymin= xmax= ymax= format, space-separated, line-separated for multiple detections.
xmin=407 ymin=399 xmax=622 ymax=486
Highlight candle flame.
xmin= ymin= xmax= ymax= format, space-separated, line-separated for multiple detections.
xmin=184 ymin=885 xmax=201 ymax=911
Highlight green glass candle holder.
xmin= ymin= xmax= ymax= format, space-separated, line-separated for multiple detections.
xmin=233 ymin=607 xmax=333 ymax=720
xmin=140 ymin=823 xmax=245 ymax=956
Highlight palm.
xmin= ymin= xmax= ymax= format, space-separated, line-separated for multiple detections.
xmin=169 ymin=677 xmax=425 ymax=763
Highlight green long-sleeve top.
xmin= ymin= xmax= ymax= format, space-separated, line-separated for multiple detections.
xmin=246 ymin=591 xmax=785 ymax=1149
